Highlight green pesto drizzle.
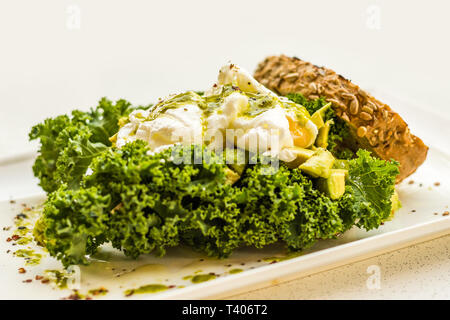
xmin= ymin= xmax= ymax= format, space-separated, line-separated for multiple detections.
xmin=14 ymin=249 xmax=43 ymax=266
xmin=16 ymin=237 xmax=32 ymax=245
xmin=118 ymin=84 xmax=313 ymax=132
xmin=44 ymin=269 xmax=72 ymax=289
xmin=148 ymin=91 xmax=206 ymax=120
xmin=88 ymin=287 xmax=109 ymax=296
xmin=263 ymin=251 xmax=304 ymax=263
xmin=124 ymin=284 xmax=168 ymax=296
xmin=228 ymin=268 xmax=243 ymax=274
xmin=190 ymin=274 xmax=216 ymax=283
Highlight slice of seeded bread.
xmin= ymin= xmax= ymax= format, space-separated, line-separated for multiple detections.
xmin=254 ymin=55 xmax=428 ymax=182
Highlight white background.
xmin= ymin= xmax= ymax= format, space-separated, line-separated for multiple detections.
xmin=1 ymin=0 xmax=450 ymax=157
xmin=0 ymin=0 xmax=449 ymax=299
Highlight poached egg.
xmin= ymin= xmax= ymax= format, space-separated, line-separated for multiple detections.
xmin=115 ymin=63 xmax=318 ymax=162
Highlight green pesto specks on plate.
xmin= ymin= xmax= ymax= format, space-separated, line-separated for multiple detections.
xmin=124 ymin=284 xmax=169 ymax=297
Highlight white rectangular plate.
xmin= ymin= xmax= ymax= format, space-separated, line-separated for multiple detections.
xmin=0 ymin=94 xmax=449 ymax=300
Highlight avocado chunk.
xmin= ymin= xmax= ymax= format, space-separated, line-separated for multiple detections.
xmin=317 ymin=169 xmax=347 ymax=200
xmin=315 ymin=119 xmax=333 ymax=149
xmin=386 ymin=189 xmax=401 ymax=221
xmin=226 ymin=148 xmax=247 ymax=175
xmin=285 ymin=146 xmax=315 ymax=169
xmin=310 ymin=102 xmax=331 ymax=129
xmin=228 ymin=163 xmax=246 ymax=176
xmin=299 ymin=148 xmax=335 ymax=178
xmin=333 ymin=159 xmax=349 ymax=170
xmin=311 ymin=112 xmax=325 ymax=129
xmin=224 ymin=167 xmax=241 ymax=185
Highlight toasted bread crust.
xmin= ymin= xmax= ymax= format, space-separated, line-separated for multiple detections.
xmin=254 ymin=55 xmax=428 ymax=182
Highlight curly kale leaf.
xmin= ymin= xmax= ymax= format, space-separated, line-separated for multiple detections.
xmin=54 ymin=126 xmax=109 ymax=190
xmin=42 ymin=186 xmax=111 ymax=266
xmin=41 ymin=142 xmax=236 ymax=266
xmin=283 ymin=169 xmax=343 ymax=249
xmin=234 ymin=164 xmax=343 ymax=251
xmin=84 ymin=98 xmax=134 ymax=145
xmin=86 ymin=142 xmax=235 ymax=259
xmin=339 ymin=149 xmax=399 ymax=230
xmin=286 ymin=93 xmax=328 ymax=115
xmin=29 ymin=98 xmax=141 ymax=192
xmin=29 ymin=115 xmax=72 ymax=192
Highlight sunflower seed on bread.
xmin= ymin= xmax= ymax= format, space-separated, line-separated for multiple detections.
xmin=254 ymin=55 xmax=428 ymax=182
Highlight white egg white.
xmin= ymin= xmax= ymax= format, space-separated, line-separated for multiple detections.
xmin=115 ymin=63 xmax=318 ymax=162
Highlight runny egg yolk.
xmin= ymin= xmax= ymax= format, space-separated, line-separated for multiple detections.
xmin=287 ymin=116 xmax=313 ymax=148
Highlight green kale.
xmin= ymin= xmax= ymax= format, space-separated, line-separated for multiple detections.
xmin=29 ymin=114 xmax=72 ymax=193
xmin=286 ymin=93 xmax=328 ymax=115
xmin=86 ymin=142 xmax=238 ymax=259
xmin=29 ymin=98 xmax=144 ymax=192
xmin=53 ymin=126 xmax=109 ymax=190
xmin=339 ymin=150 xmax=399 ymax=231
xmin=42 ymin=185 xmax=111 ymax=266
xmin=282 ymin=169 xmax=343 ymax=249
xmin=41 ymin=142 xmax=238 ymax=265
xmin=38 ymin=139 xmax=398 ymax=267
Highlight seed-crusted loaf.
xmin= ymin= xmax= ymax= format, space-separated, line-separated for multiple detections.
xmin=254 ymin=55 xmax=428 ymax=182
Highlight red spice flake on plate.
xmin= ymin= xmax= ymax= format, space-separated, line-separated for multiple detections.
xmin=434 ymin=182 xmax=441 ymax=186
xmin=443 ymin=211 xmax=449 ymax=216
xmin=62 ymin=290 xmax=84 ymax=300
xmin=11 ymin=235 xmax=20 ymax=241
xmin=35 ymin=275 xmax=44 ymax=281
xmin=89 ymin=287 xmax=108 ymax=296
xmin=18 ymin=268 xmax=26 ymax=274
xmin=22 ymin=279 xmax=32 ymax=283
xmin=125 ymin=290 xmax=135 ymax=297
